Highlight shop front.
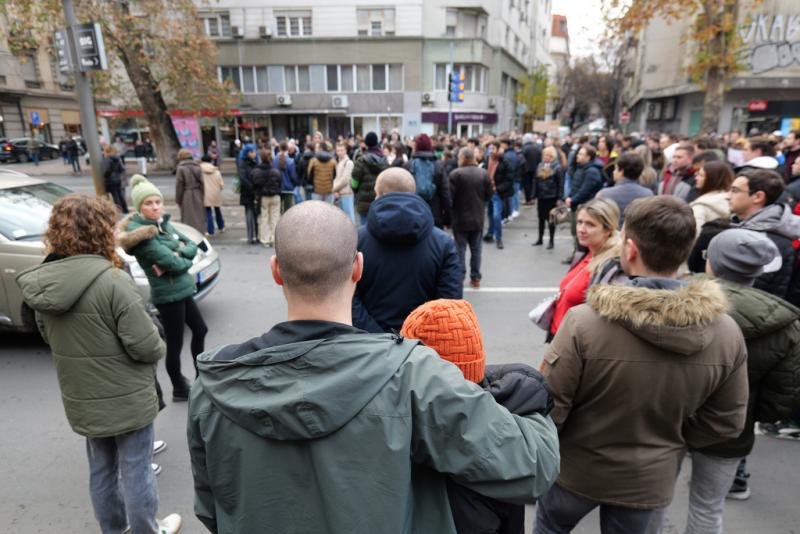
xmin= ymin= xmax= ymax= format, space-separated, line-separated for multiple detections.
xmin=24 ymin=107 xmax=52 ymax=143
xmin=421 ymin=111 xmax=497 ymax=136
xmin=745 ymin=99 xmax=800 ymax=135
xmin=61 ymin=110 xmax=82 ymax=137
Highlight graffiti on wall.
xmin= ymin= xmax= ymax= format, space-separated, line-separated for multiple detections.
xmin=740 ymin=14 xmax=800 ymax=74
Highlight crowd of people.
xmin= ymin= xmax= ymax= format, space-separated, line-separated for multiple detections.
xmin=13 ymin=123 xmax=800 ymax=534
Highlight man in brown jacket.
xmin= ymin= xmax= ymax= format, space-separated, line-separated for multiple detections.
xmin=535 ymin=196 xmax=749 ymax=534
xmin=307 ymin=141 xmax=336 ymax=203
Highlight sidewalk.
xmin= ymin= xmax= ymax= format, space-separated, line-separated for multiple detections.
xmin=1 ymin=156 xmax=238 ymax=178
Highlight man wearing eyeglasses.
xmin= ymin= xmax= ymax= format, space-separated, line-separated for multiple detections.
xmin=728 ymin=169 xmax=800 ymax=298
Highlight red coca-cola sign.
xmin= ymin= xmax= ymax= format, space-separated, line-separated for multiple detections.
xmin=748 ymin=100 xmax=768 ymax=112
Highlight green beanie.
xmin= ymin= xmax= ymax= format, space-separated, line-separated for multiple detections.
xmin=130 ymin=174 xmax=163 ymax=212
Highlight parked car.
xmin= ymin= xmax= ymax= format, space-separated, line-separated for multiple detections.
xmin=0 ymin=170 xmax=221 ymax=332
xmin=0 ymin=138 xmax=61 ymax=163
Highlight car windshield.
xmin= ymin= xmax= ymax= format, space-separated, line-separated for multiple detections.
xmin=0 ymin=183 xmax=72 ymax=241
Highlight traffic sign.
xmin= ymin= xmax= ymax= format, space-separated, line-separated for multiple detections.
xmin=448 ymin=72 xmax=465 ymax=103
xmin=54 ymin=29 xmax=74 ymax=74
xmin=619 ymin=111 xmax=631 ymax=124
xmin=74 ymin=23 xmax=108 ymax=72
xmin=31 ymin=111 xmax=41 ymax=126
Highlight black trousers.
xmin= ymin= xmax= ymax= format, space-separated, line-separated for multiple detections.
xmin=523 ymin=171 xmax=535 ymax=202
xmin=155 ymin=296 xmax=208 ymax=390
xmin=537 ymin=197 xmax=558 ymax=243
xmin=107 ymin=184 xmax=128 ymax=213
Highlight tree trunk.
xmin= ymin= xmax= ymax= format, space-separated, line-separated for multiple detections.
xmin=701 ymin=66 xmax=725 ymax=134
xmin=112 ymin=2 xmax=181 ymax=170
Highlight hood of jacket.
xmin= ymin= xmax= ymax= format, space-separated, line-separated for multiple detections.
xmin=178 ymin=159 xmax=200 ymax=170
xmin=16 ymin=255 xmax=112 ymax=315
xmin=742 ymin=156 xmax=779 ymax=170
xmin=580 ymin=158 xmax=604 ymax=172
xmin=735 ymin=203 xmax=800 ymax=239
xmin=691 ymin=190 xmax=730 ymax=218
xmin=412 ymin=151 xmax=436 ymax=161
xmin=314 ymin=150 xmax=333 ymax=163
xmin=719 ymin=278 xmax=800 ymax=339
xmin=360 ymin=150 xmax=388 ymax=170
xmin=116 ymin=212 xmax=170 ymax=253
xmin=199 ymin=161 xmax=217 ymax=174
xmin=195 ymin=334 xmax=419 ymax=440
xmin=366 ymin=192 xmax=433 ymax=246
xmin=587 ymin=278 xmax=730 ymax=355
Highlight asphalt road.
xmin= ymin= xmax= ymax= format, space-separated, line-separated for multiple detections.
xmin=1 ymin=171 xmax=798 ymax=533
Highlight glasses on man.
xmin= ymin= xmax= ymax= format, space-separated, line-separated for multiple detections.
xmin=729 ymin=186 xmax=753 ymax=195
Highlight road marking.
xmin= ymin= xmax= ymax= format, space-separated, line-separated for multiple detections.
xmin=464 ymin=287 xmax=559 ymax=293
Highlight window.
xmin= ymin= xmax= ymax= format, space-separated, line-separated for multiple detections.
xmin=357 ymin=8 xmax=395 ymax=36
xmin=285 ymin=66 xmax=297 ymax=92
xmin=371 ymin=64 xmax=386 ymax=91
xmin=202 ymin=13 xmax=231 ymax=38
xmin=500 ymin=73 xmax=509 ymax=99
xmin=298 ymin=66 xmax=310 ymax=92
xmin=434 ymin=64 xmax=447 ymax=91
xmin=256 ymin=67 xmax=268 ymax=92
xmin=242 ymin=67 xmax=255 ymax=93
xmin=268 ymin=65 xmax=285 ymax=92
xmin=220 ymin=66 xmax=241 ymax=91
xmin=445 ymin=9 xmax=457 ymax=37
xmin=356 ymin=65 xmax=370 ymax=92
xmin=275 ymin=10 xmax=312 ymax=37
xmin=19 ymin=54 xmax=40 ymax=89
xmin=389 ymin=64 xmax=403 ymax=91
xmin=326 ymin=65 xmax=339 ymax=92
xmin=341 ymin=65 xmax=354 ymax=92
xmin=309 ymin=65 xmax=326 ymax=92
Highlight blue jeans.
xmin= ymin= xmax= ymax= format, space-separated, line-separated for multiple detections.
xmin=487 ymin=193 xmax=504 ymax=240
xmin=359 ymin=211 xmax=369 ymax=226
xmin=293 ymin=186 xmax=304 ymax=204
xmin=338 ymin=195 xmax=356 ymax=224
xmin=454 ymin=229 xmax=482 ymax=281
xmin=535 ymin=483 xmax=656 ymax=534
xmin=512 ymin=180 xmax=521 ymax=213
xmin=312 ymin=193 xmax=335 ymax=203
xmin=86 ymin=423 xmax=158 ymax=534
xmin=205 ymin=206 xmax=225 ymax=235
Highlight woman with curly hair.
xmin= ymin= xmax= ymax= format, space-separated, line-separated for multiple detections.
xmin=117 ymin=174 xmax=208 ymax=401
xmin=16 ymin=194 xmax=181 ymax=534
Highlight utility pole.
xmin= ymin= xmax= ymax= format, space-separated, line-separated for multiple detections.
xmin=448 ymin=41 xmax=454 ymax=135
xmin=62 ymin=0 xmax=105 ymax=196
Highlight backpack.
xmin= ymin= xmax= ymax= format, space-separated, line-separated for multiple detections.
xmin=412 ymin=158 xmax=437 ymax=201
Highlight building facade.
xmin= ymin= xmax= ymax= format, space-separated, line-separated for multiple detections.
xmin=197 ymin=0 xmax=539 ymax=144
xmin=0 ymin=16 xmax=82 ymax=143
xmin=624 ymin=0 xmax=800 ymax=136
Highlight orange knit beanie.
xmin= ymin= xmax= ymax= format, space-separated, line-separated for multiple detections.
xmin=400 ymin=299 xmax=486 ymax=383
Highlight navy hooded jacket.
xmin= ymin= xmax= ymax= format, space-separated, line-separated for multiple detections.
xmin=569 ymin=158 xmax=605 ymax=208
xmin=353 ymin=193 xmax=463 ymax=333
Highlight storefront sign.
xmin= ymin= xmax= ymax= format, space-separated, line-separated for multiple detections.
xmin=74 ymin=23 xmax=108 ymax=72
xmin=53 ymin=29 xmax=73 ymax=74
xmin=421 ymin=112 xmax=498 ymax=124
xmin=31 ymin=111 xmax=41 ymax=126
xmin=748 ymin=100 xmax=769 ymax=112
xmin=171 ymin=116 xmax=202 ymax=158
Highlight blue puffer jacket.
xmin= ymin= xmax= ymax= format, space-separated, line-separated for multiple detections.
xmin=353 ymin=193 xmax=463 ymax=333
xmin=569 ymin=158 xmax=605 ymax=208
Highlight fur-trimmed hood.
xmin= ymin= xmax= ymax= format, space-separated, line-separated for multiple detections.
xmin=116 ymin=212 xmax=165 ymax=253
xmin=587 ymin=278 xmax=730 ymax=355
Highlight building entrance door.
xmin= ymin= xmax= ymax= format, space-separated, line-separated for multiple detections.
xmin=458 ymin=123 xmax=482 ymax=138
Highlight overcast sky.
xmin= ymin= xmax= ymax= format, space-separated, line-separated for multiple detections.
xmin=552 ymin=0 xmax=604 ymax=58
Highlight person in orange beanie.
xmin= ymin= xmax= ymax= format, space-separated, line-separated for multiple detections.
xmin=401 ymin=299 xmax=556 ymax=534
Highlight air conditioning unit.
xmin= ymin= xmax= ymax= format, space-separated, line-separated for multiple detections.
xmin=259 ymin=25 xmax=272 ymax=38
xmin=331 ymin=95 xmax=349 ymax=108
xmin=488 ymin=97 xmax=496 ymax=109
xmin=232 ymin=25 xmax=244 ymax=38
xmin=422 ymin=92 xmax=434 ymax=105
xmin=276 ymin=94 xmax=293 ymax=106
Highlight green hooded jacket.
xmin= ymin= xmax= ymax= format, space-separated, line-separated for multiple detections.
xmin=696 ymin=279 xmax=800 ymax=458
xmin=119 ymin=212 xmax=197 ymax=306
xmin=188 ymin=329 xmax=560 ymax=534
xmin=351 ymin=151 xmax=389 ymax=215
xmin=16 ymin=255 xmax=165 ymax=438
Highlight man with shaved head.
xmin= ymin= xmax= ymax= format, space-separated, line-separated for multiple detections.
xmin=353 ymin=168 xmax=463 ymax=333
xmin=187 ymin=201 xmax=561 ymax=533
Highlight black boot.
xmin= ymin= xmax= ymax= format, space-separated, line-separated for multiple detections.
xmin=533 ymin=219 xmax=545 ymax=246
xmin=547 ymin=223 xmax=555 ymax=249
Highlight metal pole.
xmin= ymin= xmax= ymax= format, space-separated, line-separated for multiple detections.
xmin=62 ymin=0 xmax=105 ymax=196
xmin=448 ymin=41 xmax=454 ymax=135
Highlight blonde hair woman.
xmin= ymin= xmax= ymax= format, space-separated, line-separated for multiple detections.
xmin=548 ymin=198 xmax=620 ymax=341
xmin=634 ymin=144 xmax=658 ymax=192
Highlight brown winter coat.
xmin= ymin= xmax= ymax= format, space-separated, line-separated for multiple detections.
xmin=175 ymin=159 xmax=205 ymax=233
xmin=307 ymin=155 xmax=336 ymax=195
xmin=542 ymin=278 xmax=748 ymax=509
xmin=200 ymin=161 xmax=224 ymax=208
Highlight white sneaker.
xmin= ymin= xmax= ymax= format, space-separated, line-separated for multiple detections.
xmin=158 ymin=513 xmax=182 ymax=534
xmin=154 ymin=440 xmax=167 ymax=455
xmin=152 ymin=463 xmax=162 ymax=476
xmin=511 ymin=210 xmax=520 ymax=219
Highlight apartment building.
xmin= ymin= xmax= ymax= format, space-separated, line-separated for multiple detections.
xmin=0 ymin=16 xmax=82 ymax=143
xmin=197 ymin=0 xmax=539 ymax=144
xmin=624 ymin=0 xmax=800 ymax=135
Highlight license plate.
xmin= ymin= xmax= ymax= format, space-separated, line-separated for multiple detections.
xmin=197 ymin=261 xmax=220 ymax=284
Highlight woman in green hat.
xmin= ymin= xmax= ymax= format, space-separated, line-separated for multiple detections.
xmin=118 ymin=174 xmax=208 ymax=400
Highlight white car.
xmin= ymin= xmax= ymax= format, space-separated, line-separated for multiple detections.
xmin=0 ymin=169 xmax=221 ymax=332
